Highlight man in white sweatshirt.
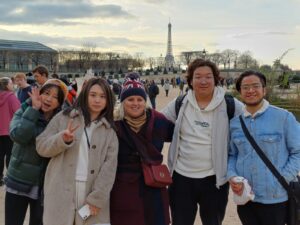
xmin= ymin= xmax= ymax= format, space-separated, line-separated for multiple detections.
xmin=161 ymin=59 xmax=243 ymax=225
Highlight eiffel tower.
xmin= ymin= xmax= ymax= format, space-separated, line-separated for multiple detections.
xmin=165 ymin=22 xmax=175 ymax=70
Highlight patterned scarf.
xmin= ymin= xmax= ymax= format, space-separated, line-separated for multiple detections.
xmin=124 ymin=111 xmax=147 ymax=133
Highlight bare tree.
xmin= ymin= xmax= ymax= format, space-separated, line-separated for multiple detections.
xmin=14 ymin=51 xmax=28 ymax=70
xmin=48 ymin=52 xmax=58 ymax=72
xmin=220 ymin=49 xmax=239 ymax=69
xmin=237 ymin=51 xmax=258 ymax=69
xmin=208 ymin=52 xmax=222 ymax=67
xmin=180 ymin=51 xmax=194 ymax=66
xmin=105 ymin=52 xmax=119 ymax=72
xmin=119 ymin=53 xmax=132 ymax=72
xmin=0 ymin=50 xmax=10 ymax=70
xmin=58 ymin=49 xmax=78 ymax=72
xmin=78 ymin=42 xmax=97 ymax=71
xmin=31 ymin=51 xmax=46 ymax=67
xmin=131 ymin=53 xmax=145 ymax=70
xmin=147 ymin=57 xmax=155 ymax=69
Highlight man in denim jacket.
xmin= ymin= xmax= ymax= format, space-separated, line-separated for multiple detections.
xmin=227 ymin=70 xmax=300 ymax=225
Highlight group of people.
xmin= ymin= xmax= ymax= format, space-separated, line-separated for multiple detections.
xmin=0 ymin=58 xmax=299 ymax=225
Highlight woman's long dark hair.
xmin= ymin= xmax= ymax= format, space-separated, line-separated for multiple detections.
xmin=64 ymin=78 xmax=115 ymax=128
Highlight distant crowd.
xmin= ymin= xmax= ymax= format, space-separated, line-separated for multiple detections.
xmin=0 ymin=59 xmax=299 ymax=225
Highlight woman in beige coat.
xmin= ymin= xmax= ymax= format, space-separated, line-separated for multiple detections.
xmin=36 ymin=78 xmax=118 ymax=225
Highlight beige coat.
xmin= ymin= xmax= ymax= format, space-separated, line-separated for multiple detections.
xmin=36 ymin=110 xmax=118 ymax=225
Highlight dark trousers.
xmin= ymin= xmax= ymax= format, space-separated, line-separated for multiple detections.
xmin=5 ymin=192 xmax=43 ymax=225
xmin=150 ymin=97 xmax=156 ymax=109
xmin=165 ymin=90 xmax=169 ymax=97
xmin=237 ymin=201 xmax=287 ymax=225
xmin=169 ymin=172 xmax=229 ymax=225
xmin=0 ymin=135 xmax=13 ymax=178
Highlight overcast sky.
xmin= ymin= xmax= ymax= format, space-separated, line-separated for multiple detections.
xmin=0 ymin=0 xmax=299 ymax=69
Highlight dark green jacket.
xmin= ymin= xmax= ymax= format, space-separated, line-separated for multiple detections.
xmin=7 ymin=101 xmax=49 ymax=186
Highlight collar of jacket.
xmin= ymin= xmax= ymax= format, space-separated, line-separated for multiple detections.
xmin=68 ymin=109 xmax=111 ymax=129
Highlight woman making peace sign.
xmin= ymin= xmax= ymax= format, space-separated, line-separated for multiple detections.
xmin=36 ymin=78 xmax=118 ymax=225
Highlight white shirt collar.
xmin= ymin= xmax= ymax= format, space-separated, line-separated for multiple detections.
xmin=243 ymin=99 xmax=270 ymax=118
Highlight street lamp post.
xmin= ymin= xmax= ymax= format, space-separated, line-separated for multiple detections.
xmin=202 ymin=49 xmax=207 ymax=60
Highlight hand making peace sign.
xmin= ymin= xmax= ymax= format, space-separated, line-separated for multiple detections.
xmin=62 ymin=119 xmax=80 ymax=143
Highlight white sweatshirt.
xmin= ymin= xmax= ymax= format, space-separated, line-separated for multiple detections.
xmin=175 ymin=86 xmax=225 ymax=178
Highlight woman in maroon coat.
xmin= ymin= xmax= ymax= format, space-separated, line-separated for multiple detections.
xmin=110 ymin=72 xmax=174 ymax=225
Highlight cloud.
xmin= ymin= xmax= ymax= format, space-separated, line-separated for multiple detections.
xmin=207 ymin=42 xmax=220 ymax=47
xmin=0 ymin=28 xmax=164 ymax=51
xmin=143 ymin=0 xmax=168 ymax=3
xmin=229 ymin=31 xmax=293 ymax=39
xmin=117 ymin=0 xmax=168 ymax=3
xmin=0 ymin=1 xmax=134 ymax=25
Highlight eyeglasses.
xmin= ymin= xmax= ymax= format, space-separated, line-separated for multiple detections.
xmin=240 ymin=84 xmax=263 ymax=91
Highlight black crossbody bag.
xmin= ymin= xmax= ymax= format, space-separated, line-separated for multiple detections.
xmin=239 ymin=115 xmax=300 ymax=225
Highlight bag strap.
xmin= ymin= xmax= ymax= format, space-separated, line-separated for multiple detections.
xmin=239 ymin=115 xmax=290 ymax=192
xmin=84 ymin=127 xmax=90 ymax=149
xmin=224 ymin=94 xmax=235 ymax=120
xmin=175 ymin=94 xmax=186 ymax=118
xmin=175 ymin=93 xmax=235 ymax=120
xmin=120 ymin=120 xmax=163 ymax=165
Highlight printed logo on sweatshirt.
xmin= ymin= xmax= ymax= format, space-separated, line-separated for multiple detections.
xmin=194 ymin=120 xmax=209 ymax=127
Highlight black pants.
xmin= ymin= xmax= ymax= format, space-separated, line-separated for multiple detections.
xmin=169 ymin=172 xmax=229 ymax=225
xmin=0 ymin=135 xmax=13 ymax=178
xmin=237 ymin=201 xmax=287 ymax=225
xmin=165 ymin=90 xmax=169 ymax=97
xmin=150 ymin=97 xmax=156 ymax=109
xmin=5 ymin=192 xmax=43 ymax=225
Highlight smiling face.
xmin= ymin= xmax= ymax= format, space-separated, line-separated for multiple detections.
xmin=240 ymin=75 xmax=266 ymax=107
xmin=191 ymin=66 xmax=215 ymax=99
xmin=40 ymin=87 xmax=60 ymax=113
xmin=88 ymin=84 xmax=107 ymax=118
xmin=123 ymin=95 xmax=146 ymax=118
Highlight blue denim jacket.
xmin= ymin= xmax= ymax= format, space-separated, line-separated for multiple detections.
xmin=227 ymin=104 xmax=300 ymax=204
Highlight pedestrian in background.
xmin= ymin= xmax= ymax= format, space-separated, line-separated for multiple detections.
xmin=148 ymin=79 xmax=159 ymax=109
xmin=32 ymin=65 xmax=49 ymax=87
xmin=14 ymin=73 xmax=32 ymax=103
xmin=164 ymin=79 xmax=170 ymax=97
xmin=161 ymin=78 xmax=165 ymax=87
xmin=0 ymin=77 xmax=20 ymax=186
